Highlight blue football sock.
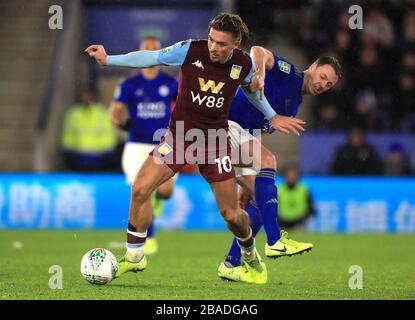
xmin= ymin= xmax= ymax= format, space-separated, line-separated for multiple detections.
xmin=255 ymin=168 xmax=280 ymax=246
xmin=147 ymin=215 xmax=155 ymax=238
xmin=225 ymin=201 xmax=263 ymax=267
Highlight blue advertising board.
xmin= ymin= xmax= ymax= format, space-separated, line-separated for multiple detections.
xmin=0 ymin=174 xmax=414 ymax=232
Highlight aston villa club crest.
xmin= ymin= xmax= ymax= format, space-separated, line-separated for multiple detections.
xmin=230 ymin=65 xmax=242 ymax=80
xmin=158 ymin=143 xmax=173 ymax=156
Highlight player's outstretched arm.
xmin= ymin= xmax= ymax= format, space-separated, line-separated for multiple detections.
xmin=85 ymin=40 xmax=191 ymax=69
xmin=85 ymin=44 xmax=160 ymax=68
xmin=249 ymin=46 xmax=275 ymax=97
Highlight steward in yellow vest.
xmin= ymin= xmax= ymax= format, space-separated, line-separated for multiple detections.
xmin=278 ymin=164 xmax=315 ymax=228
xmin=61 ymin=89 xmax=117 ymax=171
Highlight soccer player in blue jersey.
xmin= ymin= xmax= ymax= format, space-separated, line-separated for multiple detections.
xmin=218 ymin=46 xmax=342 ymax=282
xmin=109 ymin=37 xmax=178 ymax=255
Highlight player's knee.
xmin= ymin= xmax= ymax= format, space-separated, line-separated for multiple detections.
xmin=261 ymin=151 xmax=277 ymax=170
xmin=131 ymin=181 xmax=152 ymax=203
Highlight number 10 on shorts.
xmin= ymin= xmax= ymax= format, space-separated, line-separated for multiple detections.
xmin=215 ymin=156 xmax=232 ymax=174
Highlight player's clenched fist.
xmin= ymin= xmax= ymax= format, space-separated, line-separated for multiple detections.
xmin=85 ymin=45 xmax=108 ymax=65
xmin=270 ymin=114 xmax=306 ymax=136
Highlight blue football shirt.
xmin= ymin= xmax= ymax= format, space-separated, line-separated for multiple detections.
xmin=229 ymin=53 xmax=304 ymax=134
xmin=113 ymin=71 xmax=178 ymax=144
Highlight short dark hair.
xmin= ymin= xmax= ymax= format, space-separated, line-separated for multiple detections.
xmin=208 ymin=13 xmax=249 ymax=42
xmin=315 ymin=56 xmax=343 ymax=79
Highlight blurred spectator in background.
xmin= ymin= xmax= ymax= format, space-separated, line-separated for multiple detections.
xmin=278 ymin=164 xmax=315 ymax=229
xmin=331 ymin=127 xmax=382 ymax=175
xmin=401 ymin=50 xmax=415 ymax=73
xmin=362 ymin=7 xmax=395 ymax=48
xmin=345 ymin=45 xmax=389 ymax=130
xmin=395 ymin=71 xmax=415 ymax=131
xmin=354 ymin=89 xmax=386 ymax=130
xmin=354 ymin=46 xmax=385 ymax=93
xmin=398 ymin=10 xmax=415 ymax=51
xmin=383 ymin=142 xmax=410 ymax=176
xmin=61 ymin=88 xmax=118 ymax=171
xmin=315 ymin=100 xmax=346 ymax=131
xmin=333 ymin=29 xmax=356 ymax=67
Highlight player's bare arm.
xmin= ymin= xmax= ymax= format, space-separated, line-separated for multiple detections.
xmin=109 ymin=101 xmax=127 ymax=126
xmin=86 ymin=40 xmax=189 ymax=70
xmin=249 ymin=46 xmax=275 ymax=96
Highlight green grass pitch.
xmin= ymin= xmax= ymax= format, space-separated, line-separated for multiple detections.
xmin=0 ymin=230 xmax=414 ymax=300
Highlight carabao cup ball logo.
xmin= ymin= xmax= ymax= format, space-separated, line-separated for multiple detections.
xmin=88 ymin=248 xmax=106 ymax=271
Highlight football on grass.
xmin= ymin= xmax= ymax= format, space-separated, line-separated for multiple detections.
xmin=80 ymin=248 xmax=118 ymax=285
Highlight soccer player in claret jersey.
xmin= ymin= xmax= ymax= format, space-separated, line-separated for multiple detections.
xmin=218 ymin=46 xmax=342 ymax=282
xmin=110 ymin=37 xmax=178 ymax=255
xmin=86 ymin=13 xmax=305 ymax=284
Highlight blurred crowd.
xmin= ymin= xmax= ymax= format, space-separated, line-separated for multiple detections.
xmin=295 ymin=0 xmax=415 ymax=133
